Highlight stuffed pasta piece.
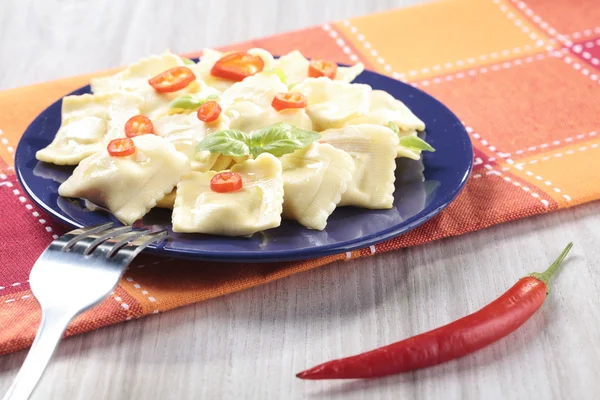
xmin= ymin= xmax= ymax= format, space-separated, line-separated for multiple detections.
xmin=226 ymin=101 xmax=312 ymax=133
xmin=172 ymin=153 xmax=284 ymax=236
xmin=293 ymin=77 xmax=370 ymax=131
xmin=280 ymin=142 xmax=355 ymax=230
xmin=58 ymin=134 xmax=190 ymax=224
xmin=189 ymin=48 xmax=276 ymax=92
xmin=153 ymin=109 xmax=230 ymax=141
xmin=36 ymin=92 xmax=144 ymax=165
xmin=221 ymin=73 xmax=287 ymax=108
xmin=275 ymin=50 xmax=364 ymax=87
xmin=221 ymin=73 xmax=313 ymax=131
xmin=90 ymin=51 xmax=203 ymax=117
xmin=321 ymin=124 xmax=399 ymax=209
xmin=347 ymin=90 xmax=426 ymax=160
xmin=152 ymin=94 xmax=230 ymax=173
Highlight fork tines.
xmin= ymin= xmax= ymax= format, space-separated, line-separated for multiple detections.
xmin=51 ymin=223 xmax=167 ymax=260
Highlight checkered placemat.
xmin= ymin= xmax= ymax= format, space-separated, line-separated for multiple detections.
xmin=1 ymin=0 xmax=599 ymax=355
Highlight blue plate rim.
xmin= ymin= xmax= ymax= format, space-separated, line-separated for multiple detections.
xmin=15 ymin=64 xmax=473 ymax=263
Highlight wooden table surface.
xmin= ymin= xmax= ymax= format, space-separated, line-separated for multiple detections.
xmin=1 ymin=0 xmax=599 ymax=399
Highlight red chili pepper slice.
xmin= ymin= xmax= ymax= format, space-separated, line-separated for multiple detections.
xmin=210 ymin=52 xmax=265 ymax=82
xmin=197 ymin=101 xmax=222 ymax=123
xmin=148 ymin=66 xmax=196 ymax=93
xmin=107 ymin=138 xmax=135 ymax=157
xmin=296 ymin=243 xmax=573 ymax=380
xmin=271 ymin=92 xmax=307 ymax=112
xmin=124 ymin=115 xmax=154 ymax=138
xmin=210 ymin=172 xmax=243 ymax=193
xmin=308 ymin=60 xmax=338 ymax=79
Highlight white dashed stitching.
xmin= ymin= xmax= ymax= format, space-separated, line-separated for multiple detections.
xmin=412 ymin=51 xmax=556 ymax=87
xmin=567 ymin=27 xmax=600 ymax=40
xmin=321 ymin=24 xmax=360 ymax=64
xmin=339 ymin=19 xmax=548 ymax=81
xmin=472 ymin=166 xmax=550 ymax=207
xmin=516 ymin=142 xmax=600 ymax=167
xmin=572 ymin=39 xmax=600 ymax=68
xmin=563 ymin=55 xmax=599 ymax=84
xmin=513 ymin=131 xmax=597 ymax=155
xmin=0 ymin=130 xmax=14 ymax=158
xmin=0 ymin=172 xmax=58 ymax=238
xmin=126 ymin=276 xmax=159 ymax=314
xmin=465 ymin=123 xmax=570 ymax=203
xmin=506 ymin=0 xmax=573 ymax=47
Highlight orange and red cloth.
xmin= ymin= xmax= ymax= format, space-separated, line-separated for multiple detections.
xmin=1 ymin=0 xmax=599 ymax=355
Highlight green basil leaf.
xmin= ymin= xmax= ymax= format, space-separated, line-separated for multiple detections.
xmin=398 ymin=135 xmax=435 ymax=152
xmin=169 ymin=94 xmax=204 ymax=110
xmin=196 ymin=130 xmax=250 ymax=157
xmin=169 ymin=94 xmax=221 ymax=110
xmin=181 ymin=57 xmax=196 ymax=65
xmin=248 ymin=123 xmax=320 ymax=157
xmin=387 ymin=121 xmax=400 ymax=134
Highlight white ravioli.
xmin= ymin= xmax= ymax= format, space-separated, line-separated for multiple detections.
xmin=348 ymin=90 xmax=425 ymax=131
xmin=153 ymin=111 xmax=230 ymax=142
xmin=347 ymin=90 xmax=425 ymax=159
xmin=210 ymin=155 xmax=234 ymax=171
xmin=172 ymin=153 xmax=284 ymax=236
xmin=58 ymin=135 xmax=190 ymax=224
xmin=275 ymin=50 xmax=364 ymax=86
xmin=190 ymin=48 xmax=276 ymax=92
xmin=188 ymin=49 xmax=233 ymax=92
xmin=248 ymin=48 xmax=276 ymax=71
xmin=321 ymin=124 xmax=398 ymax=209
xmin=226 ymin=101 xmax=312 ymax=132
xmin=221 ymin=73 xmax=287 ymax=108
xmin=293 ymin=77 xmax=370 ymax=130
xmin=170 ymin=139 xmax=220 ymax=172
xmin=36 ymin=92 xmax=144 ymax=165
xmin=276 ymin=51 xmax=311 ymax=88
xmin=156 ymin=190 xmax=177 ymax=209
xmin=151 ymin=107 xmax=229 ymax=170
xmin=335 ymin=62 xmax=365 ymax=83
xmin=91 ymin=51 xmax=202 ymax=117
xmin=280 ymin=142 xmax=355 ymax=230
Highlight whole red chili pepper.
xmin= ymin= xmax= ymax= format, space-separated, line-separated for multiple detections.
xmin=297 ymin=243 xmax=573 ymax=380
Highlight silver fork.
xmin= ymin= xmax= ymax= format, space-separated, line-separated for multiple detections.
xmin=2 ymin=222 xmax=167 ymax=400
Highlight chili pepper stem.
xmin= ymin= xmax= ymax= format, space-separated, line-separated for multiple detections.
xmin=530 ymin=242 xmax=573 ymax=290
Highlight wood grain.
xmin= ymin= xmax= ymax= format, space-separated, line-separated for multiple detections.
xmin=1 ymin=0 xmax=599 ymax=399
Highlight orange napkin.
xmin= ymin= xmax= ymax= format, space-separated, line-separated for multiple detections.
xmin=1 ymin=0 xmax=599 ymax=355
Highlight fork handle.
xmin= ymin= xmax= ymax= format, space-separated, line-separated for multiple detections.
xmin=3 ymin=309 xmax=74 ymax=400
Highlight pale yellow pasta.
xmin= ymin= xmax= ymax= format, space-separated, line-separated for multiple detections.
xmin=275 ymin=50 xmax=364 ymax=86
xmin=90 ymin=51 xmax=203 ymax=117
xmin=36 ymin=92 xmax=144 ymax=165
xmin=347 ymin=90 xmax=426 ymax=159
xmin=46 ymin=49 xmax=430 ymax=235
xmin=280 ymin=142 xmax=355 ymax=230
xmin=211 ymin=155 xmax=234 ymax=171
xmin=172 ymin=153 xmax=284 ymax=236
xmin=58 ymin=135 xmax=190 ymax=224
xmin=221 ymin=73 xmax=287 ymax=108
xmin=226 ymin=101 xmax=312 ymax=132
xmin=293 ymin=77 xmax=370 ymax=130
xmin=171 ymin=139 xmax=220 ymax=172
xmin=189 ymin=48 xmax=276 ymax=92
xmin=321 ymin=124 xmax=399 ymax=209
xmin=152 ymin=111 xmax=230 ymax=142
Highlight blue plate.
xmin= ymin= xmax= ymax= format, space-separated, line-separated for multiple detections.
xmin=15 ymin=68 xmax=472 ymax=262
